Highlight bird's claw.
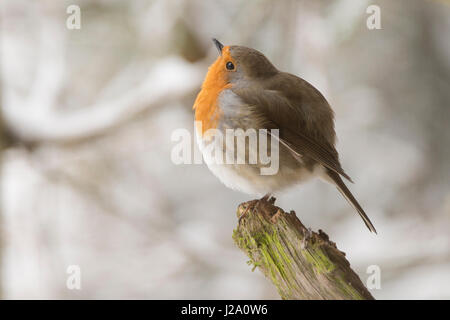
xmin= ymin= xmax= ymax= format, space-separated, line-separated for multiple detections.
xmin=238 ymin=194 xmax=274 ymax=226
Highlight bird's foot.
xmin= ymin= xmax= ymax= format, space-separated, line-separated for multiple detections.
xmin=238 ymin=200 xmax=258 ymax=225
xmin=261 ymin=193 xmax=276 ymax=204
xmin=238 ymin=194 xmax=274 ymax=225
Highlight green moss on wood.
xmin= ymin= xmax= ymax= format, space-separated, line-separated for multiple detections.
xmin=301 ymin=245 xmax=336 ymax=275
xmin=232 ymin=200 xmax=374 ymax=300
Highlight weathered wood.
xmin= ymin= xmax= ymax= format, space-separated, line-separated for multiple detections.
xmin=232 ymin=198 xmax=374 ymax=300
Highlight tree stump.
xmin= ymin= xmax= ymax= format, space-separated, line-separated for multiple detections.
xmin=232 ymin=198 xmax=374 ymax=300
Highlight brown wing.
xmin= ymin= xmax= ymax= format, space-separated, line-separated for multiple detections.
xmin=232 ymin=74 xmax=353 ymax=182
xmin=232 ymin=77 xmax=379 ymax=232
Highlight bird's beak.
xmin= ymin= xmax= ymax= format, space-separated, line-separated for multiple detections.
xmin=212 ymin=38 xmax=224 ymax=55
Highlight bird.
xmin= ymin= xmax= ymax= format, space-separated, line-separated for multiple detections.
xmin=193 ymin=39 xmax=376 ymax=233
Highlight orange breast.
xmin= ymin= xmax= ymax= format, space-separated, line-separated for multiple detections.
xmin=193 ymin=46 xmax=234 ymax=137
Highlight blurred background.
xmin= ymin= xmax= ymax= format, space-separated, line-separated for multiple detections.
xmin=1 ymin=0 xmax=450 ymax=299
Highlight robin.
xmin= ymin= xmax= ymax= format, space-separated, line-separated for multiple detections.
xmin=193 ymin=39 xmax=376 ymax=233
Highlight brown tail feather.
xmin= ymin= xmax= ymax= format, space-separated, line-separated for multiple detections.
xmin=326 ymin=169 xmax=377 ymax=233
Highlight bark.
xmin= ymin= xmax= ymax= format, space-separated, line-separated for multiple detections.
xmin=232 ymin=198 xmax=374 ymax=300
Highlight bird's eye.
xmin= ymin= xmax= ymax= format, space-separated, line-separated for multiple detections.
xmin=226 ymin=61 xmax=235 ymax=70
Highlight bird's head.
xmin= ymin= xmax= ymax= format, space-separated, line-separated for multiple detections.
xmin=193 ymin=39 xmax=278 ymax=136
xmin=207 ymin=39 xmax=278 ymax=86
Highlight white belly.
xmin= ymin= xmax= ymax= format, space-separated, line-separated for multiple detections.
xmin=196 ymin=130 xmax=268 ymax=195
xmin=195 ymin=127 xmax=324 ymax=196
